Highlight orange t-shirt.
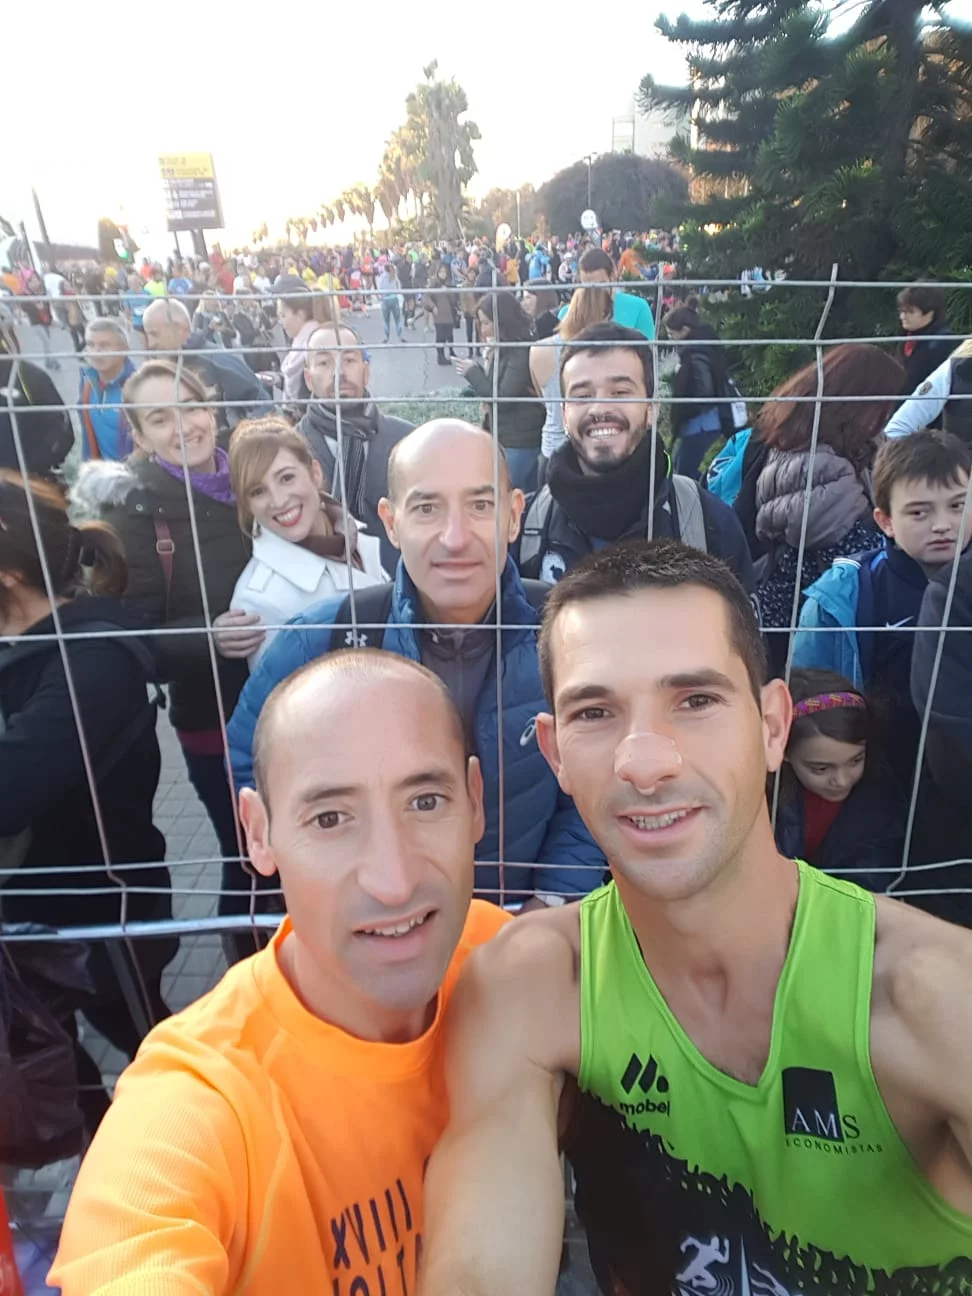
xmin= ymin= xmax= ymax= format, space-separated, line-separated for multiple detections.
xmin=51 ymin=901 xmax=509 ymax=1295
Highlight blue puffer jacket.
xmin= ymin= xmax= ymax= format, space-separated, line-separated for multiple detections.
xmin=226 ymin=558 xmax=606 ymax=903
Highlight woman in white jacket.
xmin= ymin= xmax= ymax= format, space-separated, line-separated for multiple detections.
xmin=219 ymin=419 xmax=386 ymax=667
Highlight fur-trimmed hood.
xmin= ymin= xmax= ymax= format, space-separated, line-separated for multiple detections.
xmin=70 ymin=459 xmax=142 ymax=521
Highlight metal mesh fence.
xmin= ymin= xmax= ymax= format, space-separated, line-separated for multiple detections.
xmin=0 ymin=271 xmax=970 ymax=1200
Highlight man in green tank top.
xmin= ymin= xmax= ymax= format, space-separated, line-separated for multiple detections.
xmin=419 ymin=540 xmax=972 ymax=1295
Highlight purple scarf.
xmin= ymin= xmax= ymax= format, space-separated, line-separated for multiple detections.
xmin=155 ymin=446 xmax=236 ymax=507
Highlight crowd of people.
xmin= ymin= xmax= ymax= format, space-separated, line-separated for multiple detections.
xmin=1 ymin=236 xmax=972 ymax=1291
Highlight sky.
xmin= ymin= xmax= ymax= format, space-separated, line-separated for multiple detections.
xmin=3 ymin=0 xmax=966 ymax=257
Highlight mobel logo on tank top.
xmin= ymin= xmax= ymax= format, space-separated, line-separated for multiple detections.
xmin=618 ymin=1052 xmax=671 ymax=1117
xmin=782 ymin=1067 xmax=883 ymax=1155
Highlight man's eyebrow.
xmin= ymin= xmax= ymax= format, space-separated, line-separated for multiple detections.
xmin=295 ymin=783 xmax=359 ymax=806
xmin=659 ymin=669 xmax=738 ymax=693
xmin=566 ymin=374 xmax=640 ymax=393
xmin=397 ymin=768 xmax=459 ymax=792
xmin=293 ymin=769 xmax=458 ymax=805
xmin=556 ymin=683 xmax=615 ymax=710
xmin=403 ymin=488 xmax=443 ymax=505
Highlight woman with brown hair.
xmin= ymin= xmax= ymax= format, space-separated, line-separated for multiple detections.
xmin=454 ymin=293 xmax=545 ymax=492
xmin=71 ymin=360 xmax=261 ymax=961
xmin=226 ymin=418 xmax=386 ymax=666
xmin=747 ymin=343 xmax=906 ymax=665
xmin=0 ymin=470 xmax=175 ymax=1131
xmin=273 ymin=274 xmax=339 ymax=404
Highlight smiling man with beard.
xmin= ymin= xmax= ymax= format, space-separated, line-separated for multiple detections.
xmin=299 ymin=323 xmax=413 ymax=575
xmin=518 ymin=322 xmax=753 ymax=592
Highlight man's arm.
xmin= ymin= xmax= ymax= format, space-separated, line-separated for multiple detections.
xmin=226 ymin=619 xmax=330 ymax=791
xmin=419 ymin=922 xmax=576 ymax=1296
xmin=872 ymin=901 xmax=972 ymax=1174
xmin=50 ymin=1072 xmax=246 ymax=1295
xmin=885 ymin=360 xmax=951 ymax=438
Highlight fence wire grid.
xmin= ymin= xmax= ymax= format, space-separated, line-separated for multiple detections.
xmin=1 ymin=271 xmax=971 ymax=1126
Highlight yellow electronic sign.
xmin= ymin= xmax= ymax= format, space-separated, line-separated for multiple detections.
xmin=158 ymin=153 xmax=215 ymax=181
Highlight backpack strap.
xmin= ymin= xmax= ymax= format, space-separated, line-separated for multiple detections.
xmin=668 ymin=475 xmax=708 ymax=553
xmin=519 ymin=488 xmax=554 ymax=578
xmin=332 ymin=583 xmax=395 ymax=650
xmin=152 ymin=516 xmax=175 ymax=622
xmin=79 ymin=378 xmax=102 ymax=461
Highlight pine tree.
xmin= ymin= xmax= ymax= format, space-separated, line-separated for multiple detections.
xmin=643 ymin=0 xmax=972 ymax=392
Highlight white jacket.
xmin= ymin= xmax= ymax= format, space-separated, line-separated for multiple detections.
xmin=884 ymin=357 xmax=952 ymax=439
xmin=231 ymin=525 xmax=386 ymax=666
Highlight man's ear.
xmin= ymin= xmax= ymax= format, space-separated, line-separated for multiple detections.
xmin=376 ymin=497 xmax=401 ymax=548
xmin=465 ymin=756 xmax=485 ymax=845
xmin=507 ymin=488 xmax=526 ymax=542
xmin=873 ymin=506 xmax=895 ymax=542
xmin=239 ymin=788 xmax=278 ymax=879
xmin=760 ymin=678 xmax=792 ymax=775
xmin=536 ymin=711 xmax=572 ymax=795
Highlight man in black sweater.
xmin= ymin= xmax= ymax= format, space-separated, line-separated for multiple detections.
xmin=298 ymin=322 xmax=413 ymax=574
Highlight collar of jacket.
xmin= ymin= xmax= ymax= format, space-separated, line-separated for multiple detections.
xmin=886 ymin=541 xmax=934 ymax=591
xmin=389 ymin=556 xmax=538 ymax=645
xmin=82 ymin=357 xmax=136 ymax=392
xmin=249 ymin=520 xmax=375 ymax=593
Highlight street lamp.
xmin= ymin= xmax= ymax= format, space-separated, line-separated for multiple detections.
xmin=515 ymin=189 xmax=521 ymax=239
xmin=584 ymin=153 xmax=600 ymax=213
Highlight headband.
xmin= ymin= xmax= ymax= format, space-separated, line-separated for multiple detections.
xmin=792 ymin=691 xmax=867 ymax=719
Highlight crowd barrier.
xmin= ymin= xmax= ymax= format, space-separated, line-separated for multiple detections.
xmin=1 ymin=271 xmax=970 ymax=1160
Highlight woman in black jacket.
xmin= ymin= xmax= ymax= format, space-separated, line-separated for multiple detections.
xmin=454 ymin=292 xmax=545 ymax=493
xmin=72 ymin=360 xmax=269 ymax=962
xmin=0 ymin=470 xmax=175 ymax=1130
xmin=665 ymin=297 xmax=730 ymax=481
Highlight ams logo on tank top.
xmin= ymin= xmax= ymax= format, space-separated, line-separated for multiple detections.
xmin=613 ymin=1054 xmax=884 ymax=1155
xmin=781 ymin=1066 xmax=881 ymax=1154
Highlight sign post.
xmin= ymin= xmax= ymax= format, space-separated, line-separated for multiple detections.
xmin=159 ymin=153 xmax=224 ymax=235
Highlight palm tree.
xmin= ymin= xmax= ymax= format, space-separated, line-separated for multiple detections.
xmin=403 ymin=61 xmax=480 ymax=239
xmin=348 ymin=184 xmax=376 ymax=240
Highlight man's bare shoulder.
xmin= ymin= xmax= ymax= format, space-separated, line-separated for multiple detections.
xmin=872 ymin=897 xmax=972 ymax=1125
xmin=445 ymin=904 xmax=581 ymax=1077
xmin=873 ymin=895 xmax=972 ymax=1016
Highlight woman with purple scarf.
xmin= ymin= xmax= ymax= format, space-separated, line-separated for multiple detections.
xmin=72 ymin=360 xmax=270 ymax=964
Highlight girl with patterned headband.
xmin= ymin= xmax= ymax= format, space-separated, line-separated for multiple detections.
xmin=775 ymin=667 xmax=903 ymax=893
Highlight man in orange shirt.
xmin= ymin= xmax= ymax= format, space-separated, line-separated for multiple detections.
xmin=51 ymin=649 xmax=509 ymax=1295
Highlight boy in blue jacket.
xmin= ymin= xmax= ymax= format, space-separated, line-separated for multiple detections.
xmin=794 ymin=432 xmax=972 ymax=690
xmin=794 ymin=432 xmax=972 ymax=782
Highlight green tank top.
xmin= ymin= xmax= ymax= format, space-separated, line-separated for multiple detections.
xmin=574 ymin=860 xmax=972 ymax=1291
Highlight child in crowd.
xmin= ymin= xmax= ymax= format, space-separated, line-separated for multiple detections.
xmin=794 ymin=433 xmax=972 ymax=916
xmin=897 ymin=283 xmax=954 ymax=396
xmin=794 ymin=433 xmax=972 ymax=741
xmin=775 ymin=669 xmax=902 ymax=893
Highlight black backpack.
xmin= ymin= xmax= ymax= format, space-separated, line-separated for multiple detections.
xmin=0 ymin=356 xmax=74 ymax=477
